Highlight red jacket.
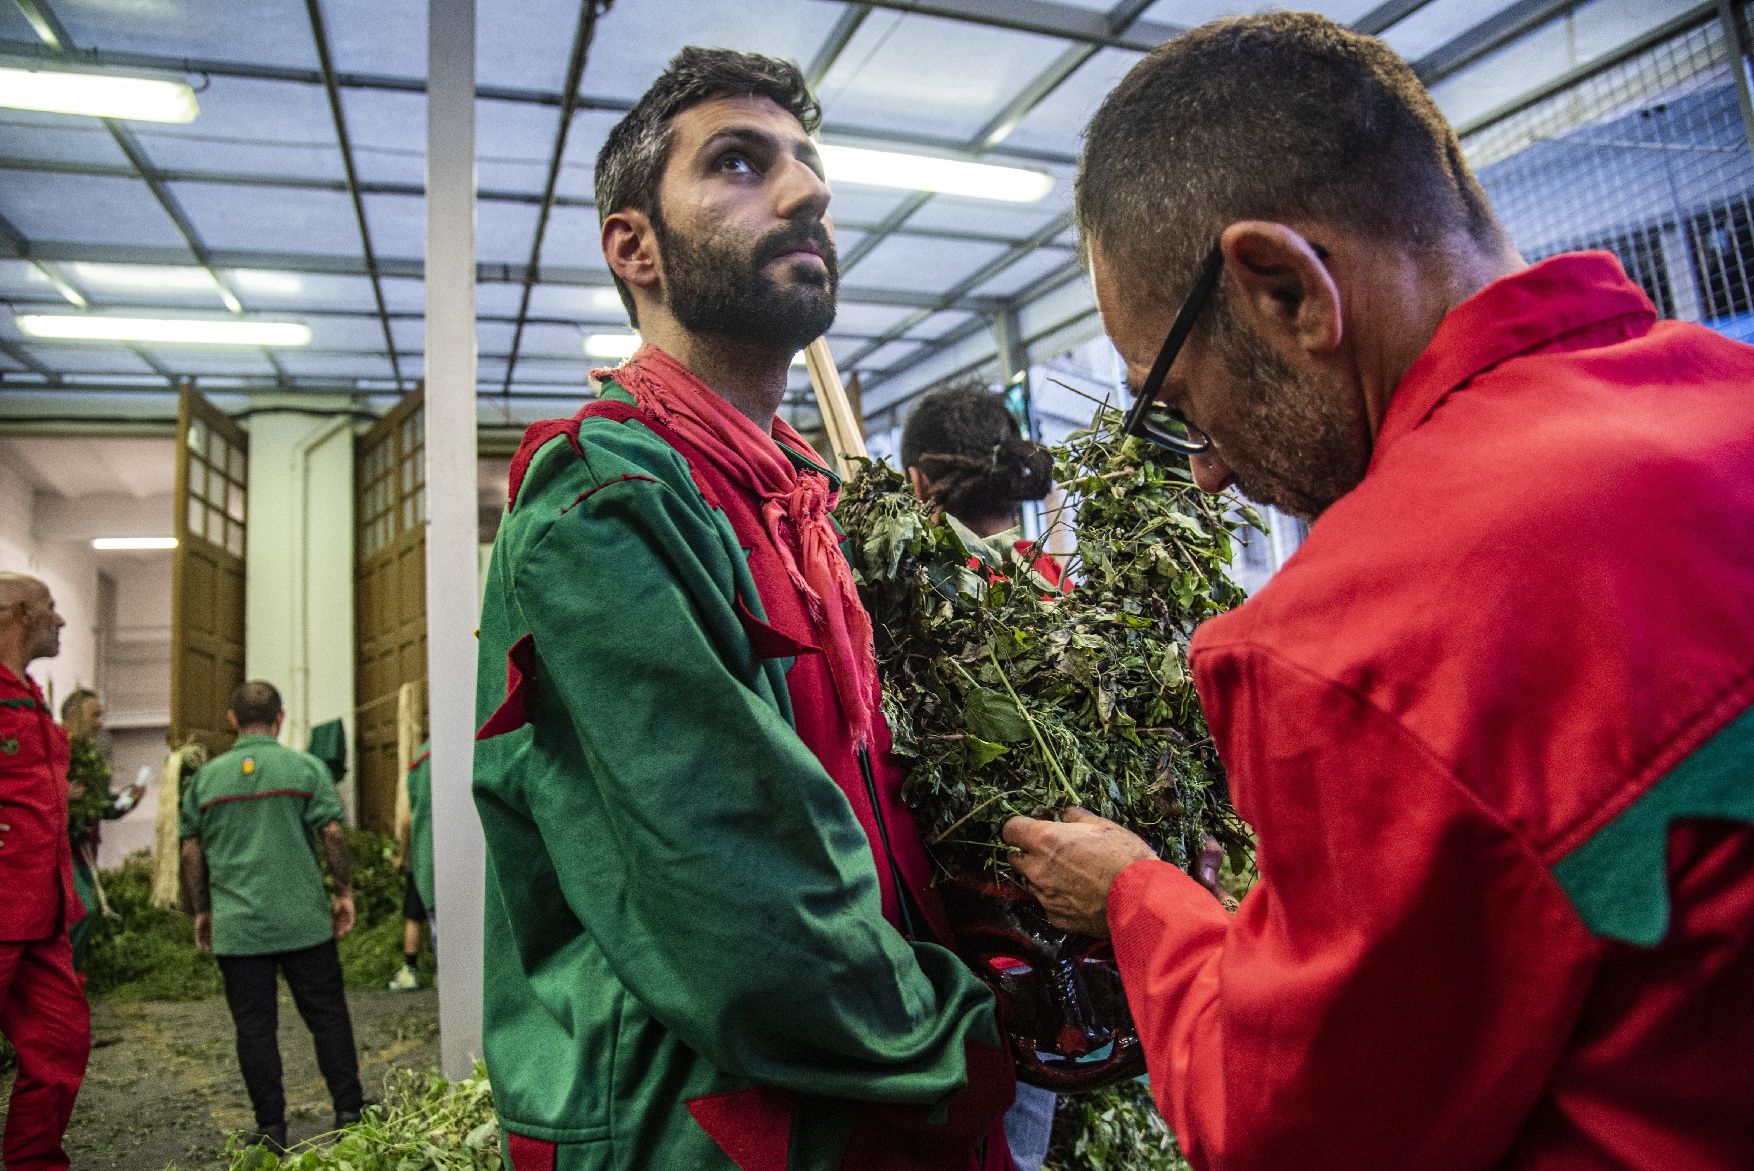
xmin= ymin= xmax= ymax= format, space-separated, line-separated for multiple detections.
xmin=1108 ymin=254 xmax=1754 ymax=1170
xmin=0 ymin=664 xmax=81 ymax=942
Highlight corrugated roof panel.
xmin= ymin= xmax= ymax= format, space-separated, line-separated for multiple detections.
xmin=173 ymin=181 xmax=361 ymax=254
xmin=1 ymin=173 xmax=187 ymax=248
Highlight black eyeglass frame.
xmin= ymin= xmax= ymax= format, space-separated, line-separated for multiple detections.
xmin=1119 ymin=242 xmax=1225 ymax=456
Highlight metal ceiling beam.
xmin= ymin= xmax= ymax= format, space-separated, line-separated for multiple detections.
xmin=831 ymin=0 xmax=1185 ymax=51
xmin=1414 ymin=0 xmax=1583 ymax=85
xmin=0 ymin=37 xmax=1078 ymax=168
xmin=0 ymin=339 xmax=57 ymax=377
xmin=1351 ymin=0 xmax=1442 ymax=37
xmin=847 ymin=0 xmax=1592 ymax=412
xmin=501 ymin=1 xmax=607 ymax=395
xmin=808 ymin=5 xmax=870 ymax=87
xmin=863 ymin=252 xmax=1086 ymax=413
xmin=304 ymin=0 xmax=403 ymax=390
xmin=16 ymin=242 xmax=1013 ymax=313
xmin=0 ymin=156 xmax=1082 ymax=250
xmin=838 ymin=0 xmax=1146 ymax=284
xmin=0 ymin=208 xmax=88 ymax=307
xmin=14 ymin=0 xmax=291 ymax=382
xmin=840 ymin=212 xmax=1070 ymax=373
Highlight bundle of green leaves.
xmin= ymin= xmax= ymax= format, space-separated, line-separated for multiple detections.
xmin=838 ymin=408 xmax=1258 ymax=875
xmin=66 ymin=733 xmax=116 ymax=842
xmin=1046 ymin=1078 xmax=1190 ymax=1171
xmin=222 ymin=1063 xmax=499 ymax=1171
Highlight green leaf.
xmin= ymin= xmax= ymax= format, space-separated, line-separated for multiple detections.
xmin=963 ymin=736 xmax=1010 ymax=768
xmin=963 ymin=686 xmax=1032 ymax=744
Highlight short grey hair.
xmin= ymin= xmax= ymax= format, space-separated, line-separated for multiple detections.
xmin=1077 ymin=12 xmax=1505 ymax=315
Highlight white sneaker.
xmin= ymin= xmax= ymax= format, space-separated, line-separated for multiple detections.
xmin=387 ymin=967 xmax=418 ymax=991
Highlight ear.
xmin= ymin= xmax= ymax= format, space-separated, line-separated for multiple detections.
xmin=1217 ymin=222 xmax=1342 ymax=359
xmin=226 ymin=711 xmax=240 ymax=733
xmin=602 ymin=208 xmax=661 ymax=300
xmin=906 ymin=466 xmax=930 ymax=498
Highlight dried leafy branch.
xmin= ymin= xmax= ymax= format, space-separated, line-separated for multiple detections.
xmin=839 ymin=408 xmax=1260 ymax=875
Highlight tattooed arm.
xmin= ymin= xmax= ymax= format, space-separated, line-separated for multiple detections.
xmin=320 ymin=821 xmax=356 ymax=937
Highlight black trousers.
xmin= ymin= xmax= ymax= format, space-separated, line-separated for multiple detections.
xmin=217 ymin=939 xmax=363 ymax=1127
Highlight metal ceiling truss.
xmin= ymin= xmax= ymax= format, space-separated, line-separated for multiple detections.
xmin=0 ymin=37 xmax=1078 ymax=168
xmin=7 ymin=239 xmax=1012 ymax=313
xmin=304 ymin=0 xmax=404 ymax=390
xmin=0 ymin=0 xmax=1669 ymax=416
xmin=0 ymin=156 xmax=1082 ymax=253
xmin=834 ymin=0 xmax=1153 ymax=371
xmin=829 ymin=0 xmax=1184 ymax=51
xmin=866 ymin=0 xmax=1623 ymax=423
xmin=11 ymin=0 xmax=293 ymax=382
xmin=499 ymin=0 xmax=607 ymax=394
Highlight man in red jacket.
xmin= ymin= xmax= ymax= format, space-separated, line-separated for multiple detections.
xmin=1004 ymin=14 xmax=1754 ymax=1170
xmin=0 ymin=572 xmax=90 ymax=1171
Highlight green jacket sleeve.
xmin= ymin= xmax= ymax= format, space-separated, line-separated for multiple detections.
xmin=503 ymin=462 xmax=997 ymax=1108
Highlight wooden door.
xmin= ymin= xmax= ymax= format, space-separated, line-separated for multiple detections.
xmin=354 ymin=388 xmax=427 ymax=832
xmin=171 ymin=382 xmax=248 ymax=755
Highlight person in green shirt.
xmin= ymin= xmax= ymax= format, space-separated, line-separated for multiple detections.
xmin=387 ymin=740 xmax=432 ymax=990
xmin=179 ymin=680 xmax=364 ymax=1154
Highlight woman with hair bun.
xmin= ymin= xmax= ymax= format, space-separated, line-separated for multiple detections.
xmin=900 ymin=382 xmax=1066 ymax=592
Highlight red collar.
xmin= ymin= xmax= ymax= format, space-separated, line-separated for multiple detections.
xmin=1371 ymin=252 xmax=1656 ymax=468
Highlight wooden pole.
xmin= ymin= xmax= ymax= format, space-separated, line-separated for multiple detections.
xmin=804 ymin=337 xmax=866 ymax=478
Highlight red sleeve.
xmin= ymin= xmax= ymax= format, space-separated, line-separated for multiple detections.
xmin=1107 ymin=644 xmax=1601 ymax=1170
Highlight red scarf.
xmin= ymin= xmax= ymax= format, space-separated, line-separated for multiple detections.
xmin=596 ymin=345 xmax=879 ymax=748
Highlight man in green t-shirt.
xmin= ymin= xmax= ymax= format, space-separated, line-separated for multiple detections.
xmin=179 ymin=680 xmax=364 ymax=1154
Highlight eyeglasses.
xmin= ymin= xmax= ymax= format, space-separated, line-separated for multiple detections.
xmin=1119 ymin=242 xmax=1224 ymax=456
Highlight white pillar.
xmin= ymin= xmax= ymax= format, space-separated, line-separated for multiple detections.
xmin=425 ymin=0 xmax=484 ymax=1079
xmin=243 ymin=409 xmax=358 ymax=814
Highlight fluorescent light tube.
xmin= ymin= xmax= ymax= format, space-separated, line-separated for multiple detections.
xmin=0 ymin=65 xmax=199 ymax=123
xmin=590 ymin=288 xmax=626 ymax=312
xmin=16 ymin=315 xmax=312 ymax=346
xmin=229 ymin=269 xmax=305 ymax=296
xmin=819 ymin=143 xmax=1053 ymax=203
xmin=584 ymin=333 xmax=640 ymax=359
xmin=92 ymin=537 xmax=178 ymax=551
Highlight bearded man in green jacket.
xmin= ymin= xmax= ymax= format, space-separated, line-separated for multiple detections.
xmin=474 ymin=47 xmax=1015 ymax=1171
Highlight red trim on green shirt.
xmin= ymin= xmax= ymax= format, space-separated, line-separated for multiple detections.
xmin=198 ymin=788 xmax=313 ymax=811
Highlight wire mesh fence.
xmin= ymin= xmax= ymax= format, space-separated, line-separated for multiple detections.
xmin=1464 ymin=7 xmax=1754 ymax=340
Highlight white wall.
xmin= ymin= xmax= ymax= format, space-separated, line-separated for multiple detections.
xmin=0 ymin=453 xmax=99 ymax=707
xmin=103 ymin=554 xmax=172 ymax=728
xmin=245 ymin=410 xmax=359 ymax=818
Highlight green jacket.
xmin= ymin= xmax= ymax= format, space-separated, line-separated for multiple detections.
xmin=474 ymin=389 xmax=1006 ymax=1169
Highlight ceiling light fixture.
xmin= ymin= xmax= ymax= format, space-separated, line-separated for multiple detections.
xmin=92 ymin=536 xmax=178 ymax=551
xmin=590 ymin=288 xmax=626 ymax=313
xmin=69 ymin=262 xmax=217 ymax=292
xmin=0 ymin=64 xmax=199 ymax=123
xmin=819 ymin=143 xmax=1053 ymax=203
xmin=16 ymin=314 xmax=312 ymax=346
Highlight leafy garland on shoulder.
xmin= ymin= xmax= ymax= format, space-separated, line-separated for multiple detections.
xmin=67 ymin=733 xmax=117 ymax=842
xmin=838 ymin=407 xmax=1260 ymax=875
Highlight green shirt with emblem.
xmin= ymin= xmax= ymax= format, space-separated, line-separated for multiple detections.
xmin=179 ymin=734 xmax=345 ymax=957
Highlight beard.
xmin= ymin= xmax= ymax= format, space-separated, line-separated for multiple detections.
xmin=655 ymin=213 xmax=838 ymax=353
xmin=1206 ymin=304 xmax=1368 ymax=523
